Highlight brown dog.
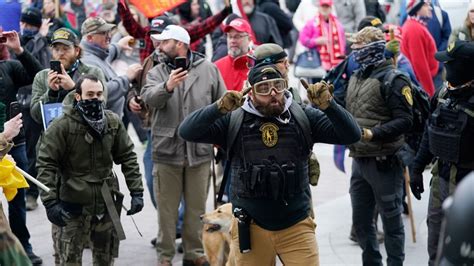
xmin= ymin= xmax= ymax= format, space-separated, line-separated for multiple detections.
xmin=201 ymin=203 xmax=233 ymax=266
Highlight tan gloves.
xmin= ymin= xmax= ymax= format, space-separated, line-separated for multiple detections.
xmin=217 ymin=87 xmax=252 ymax=114
xmin=306 ymin=81 xmax=334 ymax=110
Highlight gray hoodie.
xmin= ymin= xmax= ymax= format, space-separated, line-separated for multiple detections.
xmin=81 ymin=40 xmax=129 ymax=118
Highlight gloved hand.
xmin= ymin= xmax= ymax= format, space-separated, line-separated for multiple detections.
xmin=127 ymin=192 xmax=144 ymax=215
xmin=306 ymin=81 xmax=334 ymax=110
xmin=385 ymin=39 xmax=400 ymax=57
xmin=217 ymin=87 xmax=251 ymax=114
xmin=45 ymin=201 xmax=69 ymax=227
xmin=409 ymin=168 xmax=424 ymax=200
xmin=361 ymin=128 xmax=373 ymax=142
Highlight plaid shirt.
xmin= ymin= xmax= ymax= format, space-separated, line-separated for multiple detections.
xmin=118 ymin=3 xmax=231 ymax=62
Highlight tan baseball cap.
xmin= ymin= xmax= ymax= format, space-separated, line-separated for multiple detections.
xmin=81 ymin=17 xmax=116 ymax=36
xmin=348 ymin=26 xmax=385 ymax=45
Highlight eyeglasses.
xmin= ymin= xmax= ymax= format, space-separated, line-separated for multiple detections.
xmin=227 ymin=34 xmax=249 ymax=41
xmin=253 ymin=78 xmax=286 ymax=95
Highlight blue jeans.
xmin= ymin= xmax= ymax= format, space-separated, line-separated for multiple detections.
xmin=143 ymin=131 xmax=155 ymax=207
xmin=350 ymin=157 xmax=405 ymax=266
xmin=9 ymin=144 xmax=32 ymax=253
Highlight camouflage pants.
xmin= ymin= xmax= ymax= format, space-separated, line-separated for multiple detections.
xmin=57 ymin=213 xmax=119 ymax=266
xmin=0 ymin=203 xmax=31 ymax=266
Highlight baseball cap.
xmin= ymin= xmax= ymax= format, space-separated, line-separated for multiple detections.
xmin=21 ymin=7 xmax=42 ymax=28
xmin=149 ymin=15 xmax=175 ymax=34
xmin=51 ymin=28 xmax=79 ymax=46
xmin=435 ymin=41 xmax=474 ymax=62
xmin=253 ymin=43 xmax=287 ymax=65
xmin=248 ymin=64 xmax=283 ymax=86
xmin=348 ymin=26 xmax=385 ymax=45
xmin=150 ymin=25 xmax=190 ymax=45
xmin=81 ymin=17 xmax=115 ymax=36
xmin=223 ymin=18 xmax=251 ymax=34
xmin=357 ymin=16 xmax=384 ymax=32
xmin=319 ymin=0 xmax=333 ymax=6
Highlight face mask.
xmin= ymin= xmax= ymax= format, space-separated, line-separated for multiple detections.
xmin=353 ymin=41 xmax=386 ymax=70
xmin=22 ymin=29 xmax=39 ymax=37
xmin=445 ymin=60 xmax=474 ymax=87
xmin=75 ymin=98 xmax=106 ymax=138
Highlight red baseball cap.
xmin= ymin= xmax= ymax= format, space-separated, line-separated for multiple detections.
xmin=319 ymin=0 xmax=333 ymax=6
xmin=223 ymin=18 xmax=251 ymax=34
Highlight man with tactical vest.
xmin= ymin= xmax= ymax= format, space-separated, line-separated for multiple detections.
xmin=409 ymin=40 xmax=474 ymax=266
xmin=36 ymin=74 xmax=144 ymax=265
xmin=179 ymin=64 xmax=361 ymax=265
xmin=345 ymin=26 xmax=414 ymax=266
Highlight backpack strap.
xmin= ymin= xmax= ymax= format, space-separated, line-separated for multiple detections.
xmin=218 ymin=108 xmax=244 ymax=202
xmin=226 ymin=107 xmax=244 ymax=158
xmin=289 ymin=102 xmax=313 ymax=152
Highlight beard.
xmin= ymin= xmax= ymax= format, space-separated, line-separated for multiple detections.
xmin=59 ymin=56 xmax=77 ymax=70
xmin=253 ymin=95 xmax=285 ymax=117
xmin=228 ymin=47 xmax=245 ymax=58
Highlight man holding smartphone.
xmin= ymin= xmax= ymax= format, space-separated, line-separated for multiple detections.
xmin=0 ymin=29 xmax=43 ymax=265
xmin=141 ymin=25 xmax=227 ymax=266
xmin=30 ymin=27 xmax=107 ymax=126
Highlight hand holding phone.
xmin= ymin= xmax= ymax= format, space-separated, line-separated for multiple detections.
xmin=10 ymin=101 xmax=22 ymax=119
xmin=50 ymin=60 xmax=62 ymax=74
xmin=174 ymin=57 xmax=187 ymax=71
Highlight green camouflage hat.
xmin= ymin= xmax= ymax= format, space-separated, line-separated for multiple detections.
xmin=348 ymin=26 xmax=385 ymax=45
xmin=81 ymin=17 xmax=115 ymax=36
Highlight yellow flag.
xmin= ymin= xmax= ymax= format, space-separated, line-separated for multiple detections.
xmin=0 ymin=158 xmax=29 ymax=201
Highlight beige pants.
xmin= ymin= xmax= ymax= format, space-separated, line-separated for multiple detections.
xmin=229 ymin=216 xmax=319 ymax=265
xmin=153 ymin=162 xmax=210 ymax=262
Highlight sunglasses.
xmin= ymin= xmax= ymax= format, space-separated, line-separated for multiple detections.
xmin=253 ymin=78 xmax=286 ymax=95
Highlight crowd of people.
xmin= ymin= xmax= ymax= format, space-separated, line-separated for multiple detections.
xmin=0 ymin=0 xmax=474 ymax=265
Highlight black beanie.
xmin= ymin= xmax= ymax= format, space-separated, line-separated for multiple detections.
xmin=21 ymin=8 xmax=42 ymax=28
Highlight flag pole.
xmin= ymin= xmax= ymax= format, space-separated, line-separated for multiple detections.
xmin=15 ymin=166 xmax=50 ymax=193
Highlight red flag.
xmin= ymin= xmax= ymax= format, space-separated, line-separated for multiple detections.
xmin=129 ymin=0 xmax=186 ymax=18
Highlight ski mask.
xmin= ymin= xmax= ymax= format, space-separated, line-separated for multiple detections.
xmin=435 ymin=41 xmax=474 ymax=87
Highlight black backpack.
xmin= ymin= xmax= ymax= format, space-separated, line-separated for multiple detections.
xmin=378 ymin=70 xmax=431 ymax=135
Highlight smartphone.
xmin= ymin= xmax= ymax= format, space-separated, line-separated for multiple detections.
xmin=138 ymin=39 xmax=145 ymax=49
xmin=174 ymin=57 xmax=187 ymax=71
xmin=50 ymin=60 xmax=62 ymax=74
xmin=10 ymin=101 xmax=22 ymax=119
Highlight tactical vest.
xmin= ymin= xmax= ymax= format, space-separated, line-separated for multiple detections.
xmin=428 ymin=89 xmax=474 ymax=169
xmin=345 ymin=63 xmax=404 ymax=157
xmin=230 ymin=112 xmax=310 ymax=201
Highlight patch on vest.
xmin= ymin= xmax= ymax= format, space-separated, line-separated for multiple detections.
xmin=259 ymin=122 xmax=279 ymax=147
xmin=402 ymin=86 xmax=413 ymax=106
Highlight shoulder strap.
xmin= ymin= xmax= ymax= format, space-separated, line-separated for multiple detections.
xmin=289 ymin=102 xmax=312 ymax=152
xmin=378 ymin=69 xmax=411 ymax=101
xmin=218 ymin=108 xmax=244 ymax=203
xmin=226 ymin=108 xmax=244 ymax=158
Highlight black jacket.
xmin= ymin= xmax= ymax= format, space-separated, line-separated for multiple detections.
xmin=0 ymin=50 xmax=43 ymax=143
xmin=258 ymin=0 xmax=294 ymax=48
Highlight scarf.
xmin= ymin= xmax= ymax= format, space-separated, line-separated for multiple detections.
xmin=75 ymin=99 xmax=107 ymax=139
xmin=317 ymin=14 xmax=343 ymax=69
xmin=67 ymin=60 xmax=80 ymax=76
xmin=242 ymin=91 xmax=293 ymax=124
xmin=353 ymin=41 xmax=386 ymax=71
xmin=80 ymin=40 xmax=109 ymax=60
